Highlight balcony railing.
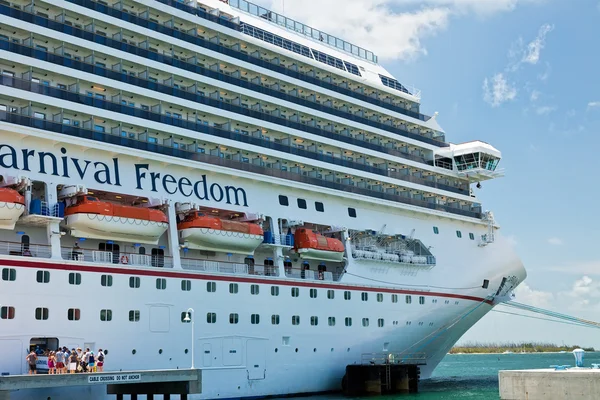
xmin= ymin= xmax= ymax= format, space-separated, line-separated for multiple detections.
xmin=0 ymin=70 xmax=466 ymax=195
xmin=60 ymin=247 xmax=174 ymax=268
xmin=180 ymin=258 xmax=250 ymax=274
xmin=0 ymin=2 xmax=443 ymax=148
xmin=262 ymin=232 xmax=294 ymax=246
xmin=62 ymin=0 xmax=441 ymax=129
xmin=285 ymin=267 xmax=337 ymax=281
xmin=0 ymin=241 xmax=52 ymax=258
xmin=0 ymin=109 xmax=482 ymax=219
xmin=28 ymin=199 xmax=64 ymax=218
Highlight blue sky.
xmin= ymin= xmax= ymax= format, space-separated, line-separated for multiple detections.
xmin=257 ymin=0 xmax=600 ymax=346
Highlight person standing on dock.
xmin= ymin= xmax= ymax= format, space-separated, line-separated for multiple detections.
xmin=26 ymin=351 xmax=37 ymax=375
xmin=96 ymin=349 xmax=105 ymax=372
xmin=55 ymin=348 xmax=65 ymax=374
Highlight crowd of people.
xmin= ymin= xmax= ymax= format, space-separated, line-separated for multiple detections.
xmin=26 ymin=346 xmax=106 ymax=375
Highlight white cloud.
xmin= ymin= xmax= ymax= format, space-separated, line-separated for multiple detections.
xmin=547 ymin=237 xmax=563 ymax=245
xmin=537 ymin=62 xmax=552 ymax=81
xmin=513 ymin=282 xmax=554 ymax=308
xmin=256 ymin=0 xmax=537 ymax=61
xmin=536 ymin=105 xmax=556 ymax=115
xmin=530 ymin=90 xmax=540 ymax=102
xmin=522 ymin=23 xmax=554 ymax=65
xmin=482 ymin=73 xmax=517 ymax=107
xmin=587 ymin=101 xmax=600 ymax=110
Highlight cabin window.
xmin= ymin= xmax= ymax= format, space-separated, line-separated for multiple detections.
xmin=327 ymin=290 xmax=335 ymax=299
xmin=129 ymin=276 xmax=141 ymax=288
xmin=378 ymin=319 xmax=384 ymax=328
xmin=33 ymin=111 xmax=45 ymax=119
xmin=100 ymin=309 xmax=112 ymax=321
xmin=361 ymin=292 xmax=368 ymax=301
xmin=250 ymin=284 xmax=259 ymax=295
xmin=469 ymin=233 xmax=475 ymax=240
xmin=1 ymin=268 xmax=16 ymax=281
xmin=156 ymin=278 xmax=167 ymax=290
xmin=67 ymin=308 xmax=80 ymax=321
xmin=35 ymin=308 xmax=49 ymax=320
xmin=391 ymin=294 xmax=398 ymax=303
xmin=344 ymin=291 xmax=351 ymax=300
xmin=129 ymin=310 xmax=140 ymax=322
xmin=206 ymin=312 xmax=217 ymax=323
xmin=292 ymin=315 xmax=300 ymax=325
xmin=229 ymin=313 xmax=239 ymax=324
xmin=362 ymin=318 xmax=369 ymax=327
xmin=101 ymin=275 xmax=113 ymax=287
xmin=377 ymin=293 xmax=383 ymax=302
xmin=206 ymin=282 xmax=216 ymax=292
xmin=69 ymin=273 xmax=81 ymax=285
xmin=151 ymin=248 xmax=165 ymax=267
xmin=433 ymin=227 xmax=439 ymax=234
xmin=181 ymin=280 xmax=191 ymax=291
xmin=297 ymin=198 xmax=307 ymax=209
xmin=315 ymin=202 xmax=324 ymax=212
xmin=310 ymin=288 xmax=318 ymax=298
xmin=344 ymin=317 xmax=352 ymax=327
xmin=229 ymin=283 xmax=238 ymax=293
xmin=271 ymin=314 xmax=280 ymax=325
xmin=291 ymin=287 xmax=299 ymax=297
xmin=271 ymin=286 xmax=279 ymax=296
xmin=348 ymin=208 xmax=357 ymax=218
xmin=36 ymin=270 xmax=50 ymax=283
xmin=278 ymin=195 xmax=289 ymax=206
xmin=1 ymin=306 xmax=15 ymax=319
xmin=310 ymin=316 xmax=318 ymax=326
xmin=251 ymin=314 xmax=260 ymax=324
xmin=328 ymin=317 xmax=336 ymax=326
xmin=419 ymin=296 xmax=425 ymax=305
xmin=456 ymin=230 xmax=462 ymax=238
xmin=406 ymin=295 xmax=412 ymax=304
xmin=139 ymin=246 xmax=146 ymax=255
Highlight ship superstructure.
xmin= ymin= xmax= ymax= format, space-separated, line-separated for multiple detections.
xmin=0 ymin=0 xmax=525 ymax=398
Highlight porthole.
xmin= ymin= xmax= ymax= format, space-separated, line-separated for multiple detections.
xmin=347 ymin=348 xmax=350 ymax=352
xmin=159 ymin=349 xmax=163 ymax=354
xmin=313 ymin=348 xmax=317 ymax=352
xmin=185 ymin=349 xmax=189 ymax=354
xmin=331 ymin=348 xmax=334 ymax=352
xmin=295 ymin=348 xmax=298 ymax=353
xmin=132 ymin=349 xmax=136 ymax=355
xmin=275 ymin=348 xmax=278 ymax=353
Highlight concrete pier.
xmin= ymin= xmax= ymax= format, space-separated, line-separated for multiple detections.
xmin=499 ymin=369 xmax=600 ymax=400
xmin=0 ymin=369 xmax=201 ymax=399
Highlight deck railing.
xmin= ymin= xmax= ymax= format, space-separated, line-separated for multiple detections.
xmin=0 ymin=241 xmax=53 ymax=258
xmin=361 ymin=352 xmax=427 ymax=365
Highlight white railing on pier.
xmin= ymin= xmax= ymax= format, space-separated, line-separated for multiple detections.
xmin=0 ymin=241 xmax=52 ymax=258
xmin=361 ymin=352 xmax=427 ymax=365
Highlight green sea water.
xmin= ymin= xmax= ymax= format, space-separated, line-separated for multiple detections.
xmin=327 ymin=352 xmax=600 ymax=399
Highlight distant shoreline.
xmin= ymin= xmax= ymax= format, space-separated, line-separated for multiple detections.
xmin=448 ymin=351 xmax=593 ymax=355
xmin=449 ymin=344 xmax=595 ymax=354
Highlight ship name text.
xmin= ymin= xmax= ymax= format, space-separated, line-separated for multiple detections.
xmin=0 ymin=144 xmax=248 ymax=206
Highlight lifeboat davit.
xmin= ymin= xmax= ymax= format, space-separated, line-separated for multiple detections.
xmin=178 ymin=212 xmax=263 ymax=254
xmin=293 ymin=228 xmax=345 ymax=262
xmin=63 ymin=196 xmax=168 ymax=244
xmin=0 ymin=188 xmax=25 ymax=230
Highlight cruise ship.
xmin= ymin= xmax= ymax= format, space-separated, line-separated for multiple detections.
xmin=0 ymin=0 xmax=526 ymax=398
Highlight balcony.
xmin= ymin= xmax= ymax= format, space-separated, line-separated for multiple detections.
xmin=61 ymin=0 xmax=440 ymax=128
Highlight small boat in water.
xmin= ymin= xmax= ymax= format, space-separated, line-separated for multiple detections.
xmin=178 ymin=211 xmax=264 ymax=254
xmin=0 ymin=188 xmax=25 ymax=230
xmin=293 ymin=228 xmax=345 ymax=262
xmin=63 ymin=196 xmax=168 ymax=244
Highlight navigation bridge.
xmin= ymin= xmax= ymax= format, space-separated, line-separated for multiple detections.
xmin=434 ymin=141 xmax=504 ymax=182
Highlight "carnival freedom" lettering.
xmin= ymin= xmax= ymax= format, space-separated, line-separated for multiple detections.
xmin=0 ymin=144 xmax=248 ymax=207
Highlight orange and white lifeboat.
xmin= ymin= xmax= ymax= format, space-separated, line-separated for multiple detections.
xmin=0 ymin=188 xmax=25 ymax=230
xmin=63 ymin=196 xmax=168 ymax=244
xmin=293 ymin=228 xmax=345 ymax=262
xmin=178 ymin=212 xmax=263 ymax=254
